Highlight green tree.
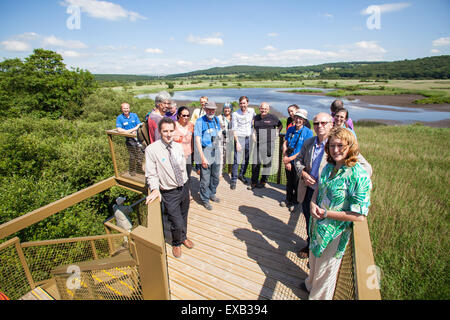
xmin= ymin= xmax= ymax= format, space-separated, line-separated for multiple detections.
xmin=0 ymin=49 xmax=96 ymax=119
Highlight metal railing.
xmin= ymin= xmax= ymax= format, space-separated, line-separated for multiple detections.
xmin=0 ymin=174 xmax=169 ymax=300
xmin=0 ymin=129 xmax=380 ymax=300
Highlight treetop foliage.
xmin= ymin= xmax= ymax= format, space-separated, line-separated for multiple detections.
xmin=0 ymin=48 xmax=96 ymax=119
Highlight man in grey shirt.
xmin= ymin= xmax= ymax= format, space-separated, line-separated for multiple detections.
xmin=145 ymin=117 xmax=194 ymax=258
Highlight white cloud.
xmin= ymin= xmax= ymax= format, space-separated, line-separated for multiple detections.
xmin=361 ymin=2 xmax=411 ymax=15
xmin=432 ymin=37 xmax=450 ymax=47
xmin=267 ymin=32 xmax=278 ymax=37
xmin=17 ymin=32 xmax=40 ymax=41
xmin=263 ymin=45 xmax=277 ymax=52
xmin=430 ymin=49 xmax=441 ymax=54
xmin=62 ymin=0 xmax=146 ymax=22
xmin=145 ymin=48 xmax=163 ymax=54
xmin=43 ymin=35 xmax=88 ymax=49
xmin=1 ymin=40 xmax=30 ymax=52
xmin=354 ymin=41 xmax=387 ymax=53
xmin=59 ymin=50 xmax=82 ymax=58
xmin=186 ymin=34 xmax=224 ymax=46
xmin=61 ymin=40 xmax=389 ymax=75
xmin=322 ymin=13 xmax=333 ymax=19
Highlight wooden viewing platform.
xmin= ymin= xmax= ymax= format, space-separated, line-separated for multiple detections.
xmin=163 ymin=172 xmax=310 ymax=300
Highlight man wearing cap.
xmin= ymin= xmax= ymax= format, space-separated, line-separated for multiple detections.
xmin=145 ymin=117 xmax=193 ymax=258
xmin=194 ymin=101 xmax=222 ymax=210
xmin=281 ymin=109 xmax=313 ymax=211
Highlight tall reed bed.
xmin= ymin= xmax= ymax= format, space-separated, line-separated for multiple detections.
xmin=357 ymin=122 xmax=449 ymax=299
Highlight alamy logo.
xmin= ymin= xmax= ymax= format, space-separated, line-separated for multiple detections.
xmin=366 ymin=5 xmax=381 ymax=30
xmin=66 ymin=265 xmax=81 ymax=290
xmin=66 ymin=5 xmax=81 ymax=30
xmin=366 ymin=265 xmax=382 ymax=290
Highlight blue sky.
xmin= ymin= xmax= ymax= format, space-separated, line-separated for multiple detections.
xmin=0 ymin=0 xmax=449 ymax=75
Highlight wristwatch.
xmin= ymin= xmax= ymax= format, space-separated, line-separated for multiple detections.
xmin=323 ymin=208 xmax=328 ymax=218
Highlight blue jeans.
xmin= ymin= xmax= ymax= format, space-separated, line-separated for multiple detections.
xmin=232 ymin=136 xmax=250 ymax=182
xmin=199 ymin=162 xmax=220 ymax=204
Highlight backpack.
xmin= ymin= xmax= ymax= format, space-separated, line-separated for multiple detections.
xmin=136 ymin=112 xmax=156 ymax=151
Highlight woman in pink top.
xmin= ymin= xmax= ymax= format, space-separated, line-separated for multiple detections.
xmin=174 ymin=106 xmax=194 ymax=197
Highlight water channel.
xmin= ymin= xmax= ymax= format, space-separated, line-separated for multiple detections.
xmin=138 ymin=87 xmax=450 ymax=123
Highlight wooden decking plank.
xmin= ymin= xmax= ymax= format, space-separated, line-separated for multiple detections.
xmin=168 ymin=262 xmax=237 ymax=300
xmin=189 ymin=208 xmax=307 ymax=250
xmin=168 ymin=241 xmax=304 ymax=300
xmin=184 ymin=228 xmax=307 ymax=280
xmin=169 ymin=280 xmax=209 ymax=300
xmin=167 ymin=250 xmax=260 ymax=300
xmin=165 ymin=177 xmax=307 ymax=300
xmin=185 ymin=221 xmax=307 ymax=276
xmin=181 ymin=236 xmax=307 ymax=288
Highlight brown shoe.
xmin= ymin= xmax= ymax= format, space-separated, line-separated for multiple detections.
xmin=297 ymin=245 xmax=309 ymax=259
xmin=182 ymin=239 xmax=195 ymax=249
xmin=172 ymin=246 xmax=182 ymax=258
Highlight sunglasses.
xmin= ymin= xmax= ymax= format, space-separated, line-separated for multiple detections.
xmin=313 ymin=121 xmax=330 ymax=126
xmin=180 ymin=114 xmax=190 ymax=118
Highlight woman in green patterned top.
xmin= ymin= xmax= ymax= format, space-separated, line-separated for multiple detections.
xmin=302 ymin=127 xmax=372 ymax=300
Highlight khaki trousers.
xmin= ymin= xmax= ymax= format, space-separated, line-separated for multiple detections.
xmin=305 ymin=234 xmax=343 ymax=300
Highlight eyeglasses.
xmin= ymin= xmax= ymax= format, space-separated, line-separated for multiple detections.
xmin=329 ymin=144 xmax=348 ymax=150
xmin=180 ymin=114 xmax=190 ymax=118
xmin=313 ymin=121 xmax=330 ymax=126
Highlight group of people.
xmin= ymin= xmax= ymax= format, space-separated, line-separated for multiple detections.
xmin=115 ymin=91 xmax=373 ymax=300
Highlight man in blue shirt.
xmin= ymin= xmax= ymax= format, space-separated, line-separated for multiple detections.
xmin=116 ymin=102 xmax=142 ymax=176
xmin=194 ymin=101 xmax=221 ymax=210
xmin=281 ymin=109 xmax=313 ymax=211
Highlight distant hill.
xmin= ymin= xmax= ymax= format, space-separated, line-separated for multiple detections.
xmin=95 ymin=55 xmax=450 ymax=81
xmin=94 ymin=74 xmax=159 ymax=82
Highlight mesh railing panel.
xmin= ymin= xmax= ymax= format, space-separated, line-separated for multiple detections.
xmin=22 ymin=236 xmax=128 ymax=284
xmin=109 ymin=131 xmax=288 ymax=185
xmin=333 ymin=233 xmax=356 ymax=300
xmin=54 ymin=265 xmax=143 ymax=300
xmin=110 ymin=134 xmax=146 ymax=182
xmin=0 ymin=243 xmax=31 ymax=300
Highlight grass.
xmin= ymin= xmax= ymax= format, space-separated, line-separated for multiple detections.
xmin=356 ymin=123 xmax=450 ymax=299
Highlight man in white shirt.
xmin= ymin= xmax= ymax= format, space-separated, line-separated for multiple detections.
xmin=230 ymin=96 xmax=256 ymax=189
xmin=145 ymin=117 xmax=194 ymax=258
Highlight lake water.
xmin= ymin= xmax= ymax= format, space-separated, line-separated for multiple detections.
xmin=137 ymin=87 xmax=450 ymax=123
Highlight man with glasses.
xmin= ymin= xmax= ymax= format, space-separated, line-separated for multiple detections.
xmin=294 ymin=112 xmax=372 ymax=260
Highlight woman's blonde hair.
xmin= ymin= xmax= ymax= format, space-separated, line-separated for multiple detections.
xmin=325 ymin=127 xmax=359 ymax=167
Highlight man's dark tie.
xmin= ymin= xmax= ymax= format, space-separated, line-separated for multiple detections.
xmin=167 ymin=144 xmax=184 ymax=187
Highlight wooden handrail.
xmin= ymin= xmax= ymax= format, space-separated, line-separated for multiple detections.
xmin=20 ymin=233 xmax=125 ymax=248
xmin=353 ymin=219 xmax=382 ymax=300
